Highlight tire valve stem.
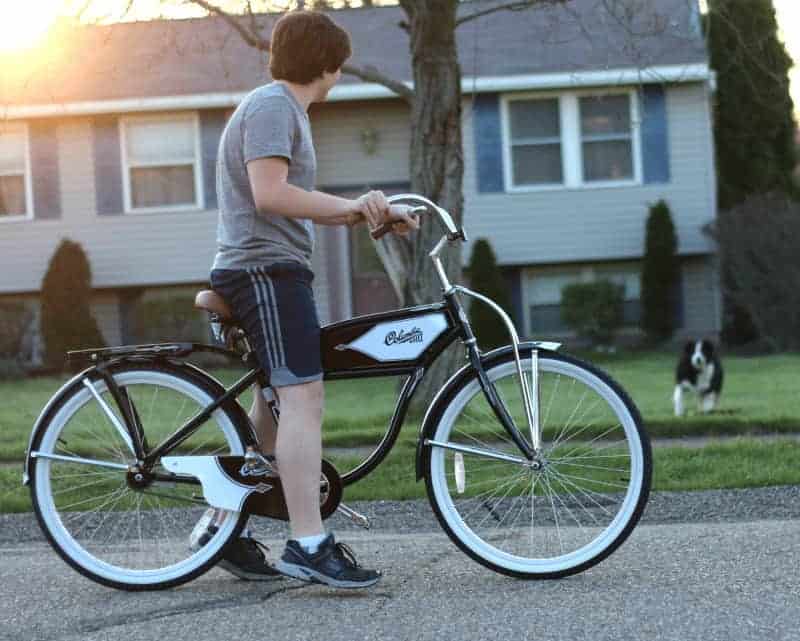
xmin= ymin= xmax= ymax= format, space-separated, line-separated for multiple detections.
xmin=454 ymin=453 xmax=466 ymax=494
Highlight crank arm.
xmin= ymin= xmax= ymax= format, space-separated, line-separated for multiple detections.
xmin=336 ymin=503 xmax=370 ymax=529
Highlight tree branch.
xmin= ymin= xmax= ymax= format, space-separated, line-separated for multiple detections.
xmin=456 ymin=0 xmax=567 ymax=27
xmin=185 ymin=1 xmax=414 ymax=100
xmin=189 ymin=0 xmax=270 ymax=50
xmin=341 ymin=63 xmax=415 ymax=101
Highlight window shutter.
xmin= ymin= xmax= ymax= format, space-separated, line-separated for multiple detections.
xmin=93 ymin=115 xmax=124 ymax=215
xmin=200 ymin=109 xmax=227 ymax=210
xmin=640 ymin=85 xmax=671 ymax=184
xmin=473 ymin=94 xmax=504 ymax=193
xmin=503 ymin=267 xmax=523 ymax=332
xmin=29 ymin=121 xmax=61 ymax=220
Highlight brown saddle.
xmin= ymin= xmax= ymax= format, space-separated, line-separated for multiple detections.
xmin=194 ymin=290 xmax=234 ymax=322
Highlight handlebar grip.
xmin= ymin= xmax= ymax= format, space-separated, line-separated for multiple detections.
xmin=370 ymin=223 xmax=394 ymax=240
xmin=368 ymin=204 xmax=425 ymax=240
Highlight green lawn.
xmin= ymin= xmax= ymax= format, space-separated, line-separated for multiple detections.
xmin=3 ymin=438 xmax=800 ymax=512
xmin=3 ymin=350 xmax=798 ymax=462
xmin=1 ymin=350 xmax=799 ymax=512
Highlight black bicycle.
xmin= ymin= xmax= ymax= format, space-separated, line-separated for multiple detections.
xmin=23 ymin=194 xmax=652 ymax=590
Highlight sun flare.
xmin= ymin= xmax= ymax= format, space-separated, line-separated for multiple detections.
xmin=0 ymin=0 xmax=62 ymax=52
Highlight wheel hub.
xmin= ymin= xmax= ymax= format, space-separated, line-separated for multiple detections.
xmin=126 ymin=466 xmax=154 ymax=490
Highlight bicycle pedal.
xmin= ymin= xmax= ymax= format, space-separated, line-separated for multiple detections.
xmin=336 ymin=503 xmax=371 ymax=529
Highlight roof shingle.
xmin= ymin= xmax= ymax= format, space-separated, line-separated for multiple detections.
xmin=1 ymin=0 xmax=707 ymax=106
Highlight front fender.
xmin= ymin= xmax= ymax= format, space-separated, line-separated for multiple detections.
xmin=414 ymin=341 xmax=560 ymax=481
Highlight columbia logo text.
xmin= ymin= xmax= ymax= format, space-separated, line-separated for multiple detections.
xmin=385 ymin=327 xmax=423 ymax=346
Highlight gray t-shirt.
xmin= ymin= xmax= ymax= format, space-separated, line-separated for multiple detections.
xmin=212 ymin=82 xmax=317 ymax=271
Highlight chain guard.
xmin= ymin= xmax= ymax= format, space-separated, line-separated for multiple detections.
xmin=161 ymin=456 xmax=343 ymax=520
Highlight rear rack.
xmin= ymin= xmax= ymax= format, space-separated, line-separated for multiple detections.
xmin=66 ymin=342 xmax=234 ymax=365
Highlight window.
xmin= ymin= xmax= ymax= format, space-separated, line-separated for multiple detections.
xmin=523 ymin=263 xmax=641 ymax=335
xmin=0 ymin=121 xmax=31 ymax=220
xmin=594 ymin=266 xmax=642 ymax=325
xmin=580 ymin=95 xmax=634 ymax=182
xmin=502 ymin=91 xmax=640 ymax=191
xmin=525 ymin=269 xmax=583 ymax=335
xmin=507 ymin=98 xmax=562 ymax=186
xmin=121 ymin=114 xmax=203 ymax=213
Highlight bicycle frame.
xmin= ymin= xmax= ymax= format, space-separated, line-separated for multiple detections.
xmin=24 ymin=194 xmax=560 ymax=488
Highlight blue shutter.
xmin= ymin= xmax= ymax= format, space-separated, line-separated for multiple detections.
xmin=473 ymin=94 xmax=504 ymax=193
xmin=640 ymin=86 xmax=671 ymax=184
xmin=29 ymin=121 xmax=61 ymax=220
xmin=200 ymin=110 xmax=227 ymax=210
xmin=503 ymin=267 xmax=524 ymax=334
xmin=93 ymin=116 xmax=124 ymax=215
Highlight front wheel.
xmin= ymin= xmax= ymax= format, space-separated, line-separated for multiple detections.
xmin=423 ymin=349 xmax=651 ymax=579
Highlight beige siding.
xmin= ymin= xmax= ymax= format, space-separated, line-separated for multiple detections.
xmin=461 ymin=83 xmax=717 ymax=266
xmin=312 ymin=100 xmax=410 ymax=188
xmin=1 ymin=85 xmax=718 ymax=339
xmin=0 ymin=102 xmax=411 ymax=325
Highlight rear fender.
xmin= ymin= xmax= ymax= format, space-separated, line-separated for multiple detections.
xmin=23 ymin=359 xmax=256 ymax=486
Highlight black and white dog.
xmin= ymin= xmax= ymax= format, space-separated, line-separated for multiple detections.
xmin=673 ymin=339 xmax=724 ymax=416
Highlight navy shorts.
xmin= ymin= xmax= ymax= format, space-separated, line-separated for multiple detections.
xmin=210 ymin=263 xmax=323 ymax=388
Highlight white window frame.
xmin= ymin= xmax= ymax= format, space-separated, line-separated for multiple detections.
xmin=119 ymin=112 xmax=204 ymax=214
xmin=0 ymin=121 xmax=34 ymax=223
xmin=501 ymin=89 xmax=642 ymax=193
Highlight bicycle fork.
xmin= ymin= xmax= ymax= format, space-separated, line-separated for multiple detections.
xmin=445 ymin=286 xmax=561 ymax=461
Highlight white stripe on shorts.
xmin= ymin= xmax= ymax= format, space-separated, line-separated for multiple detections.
xmin=253 ymin=267 xmax=286 ymax=369
xmin=247 ymin=268 xmax=276 ymax=370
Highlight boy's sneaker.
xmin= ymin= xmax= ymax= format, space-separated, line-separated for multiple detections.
xmin=274 ymin=533 xmax=381 ymax=589
xmin=217 ymin=537 xmax=283 ymax=581
xmin=189 ymin=508 xmax=282 ymax=581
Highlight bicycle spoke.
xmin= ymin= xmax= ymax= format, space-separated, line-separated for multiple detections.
xmin=32 ymin=365 xmax=247 ymax=586
xmin=427 ymin=351 xmax=649 ymax=577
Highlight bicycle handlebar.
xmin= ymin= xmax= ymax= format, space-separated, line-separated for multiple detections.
xmin=368 ymin=194 xmax=467 ymax=242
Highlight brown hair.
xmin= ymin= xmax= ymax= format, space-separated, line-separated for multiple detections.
xmin=269 ymin=11 xmax=351 ymax=85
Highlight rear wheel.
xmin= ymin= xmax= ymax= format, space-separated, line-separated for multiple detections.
xmin=30 ymin=361 xmax=249 ymax=590
xmin=424 ymin=349 xmax=651 ymax=579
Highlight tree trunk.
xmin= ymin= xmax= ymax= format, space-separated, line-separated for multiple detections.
xmin=394 ymin=0 xmax=465 ymax=409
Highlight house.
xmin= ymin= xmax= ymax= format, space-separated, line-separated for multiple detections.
xmin=0 ymin=0 xmax=719 ymax=359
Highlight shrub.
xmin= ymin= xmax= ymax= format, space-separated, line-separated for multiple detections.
xmin=704 ymin=192 xmax=800 ymax=352
xmin=131 ymin=293 xmax=209 ymax=344
xmin=560 ymin=280 xmax=624 ymax=346
xmin=640 ymin=200 xmax=680 ymax=342
xmin=40 ymin=239 xmax=106 ymax=368
xmin=466 ymin=239 xmax=512 ymax=349
xmin=0 ymin=301 xmax=31 ymax=360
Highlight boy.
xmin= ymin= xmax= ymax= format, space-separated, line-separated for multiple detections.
xmin=203 ymin=10 xmax=417 ymax=588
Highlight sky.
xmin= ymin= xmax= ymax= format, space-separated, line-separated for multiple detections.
xmin=0 ymin=0 xmax=799 ymax=114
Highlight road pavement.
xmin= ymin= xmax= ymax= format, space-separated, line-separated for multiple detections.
xmin=1 ymin=507 xmax=798 ymax=641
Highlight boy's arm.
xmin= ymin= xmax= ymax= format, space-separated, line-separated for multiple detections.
xmin=247 ymin=157 xmax=380 ymax=227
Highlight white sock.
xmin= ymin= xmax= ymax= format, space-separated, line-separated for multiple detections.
xmin=296 ymin=532 xmax=327 ymax=554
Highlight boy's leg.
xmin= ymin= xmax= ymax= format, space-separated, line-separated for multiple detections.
xmin=250 ymin=385 xmax=278 ymax=455
xmin=273 ymin=380 xmax=325 ymax=538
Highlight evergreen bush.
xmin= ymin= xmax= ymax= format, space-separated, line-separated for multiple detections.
xmin=40 ymin=239 xmax=106 ymax=368
xmin=640 ymin=200 xmax=680 ymax=342
xmin=466 ymin=239 xmax=512 ymax=349
xmin=560 ymin=280 xmax=624 ymax=346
